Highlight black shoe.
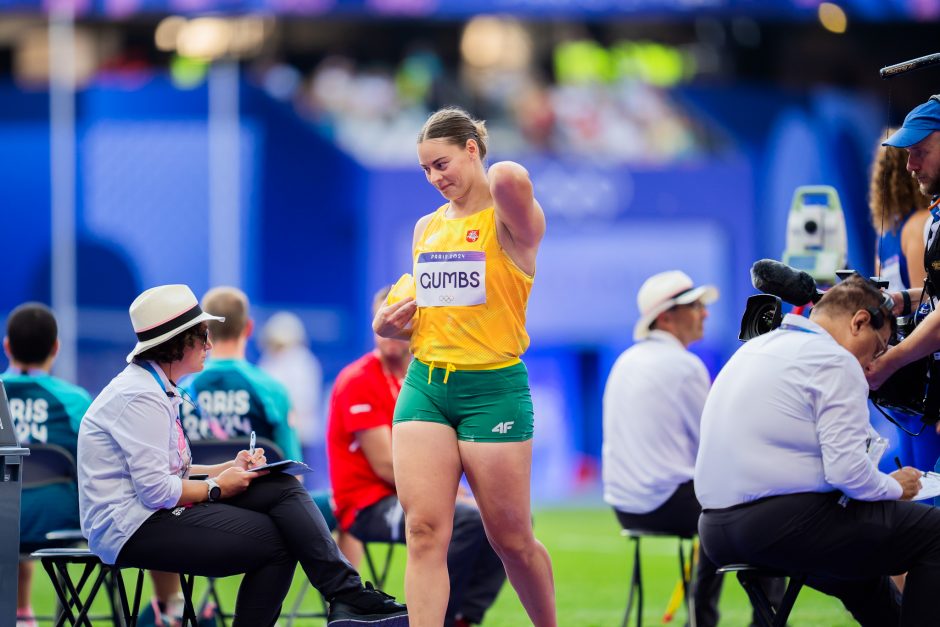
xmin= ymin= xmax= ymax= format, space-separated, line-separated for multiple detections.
xmin=328 ymin=582 xmax=409 ymax=626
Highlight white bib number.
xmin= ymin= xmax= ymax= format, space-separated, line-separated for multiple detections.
xmin=416 ymin=251 xmax=486 ymax=307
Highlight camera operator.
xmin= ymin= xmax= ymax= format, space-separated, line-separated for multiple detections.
xmin=867 ymin=97 xmax=940 ymax=395
xmin=696 ymin=276 xmax=940 ymax=625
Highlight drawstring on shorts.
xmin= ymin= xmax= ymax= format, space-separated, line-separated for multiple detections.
xmin=427 ymin=362 xmax=458 ymax=384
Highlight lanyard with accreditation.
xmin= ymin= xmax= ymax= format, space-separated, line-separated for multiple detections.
xmin=779 ymin=322 xmax=818 ymax=335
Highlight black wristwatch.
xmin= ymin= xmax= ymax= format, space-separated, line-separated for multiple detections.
xmin=205 ymin=478 xmax=222 ymax=502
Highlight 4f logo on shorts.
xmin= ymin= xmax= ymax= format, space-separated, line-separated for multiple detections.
xmin=466 ymin=229 xmax=480 ymax=243
xmin=492 ymin=421 xmax=514 ymax=434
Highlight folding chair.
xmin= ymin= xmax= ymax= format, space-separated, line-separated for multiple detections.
xmin=362 ymin=541 xmax=399 ymax=590
xmin=22 ymin=443 xmax=122 ymax=625
xmin=32 ymin=547 xmax=145 ymax=627
xmin=22 ymin=442 xmax=77 ymax=488
xmin=34 ymin=547 xmax=215 ymax=627
xmin=619 ymin=528 xmax=697 ymax=627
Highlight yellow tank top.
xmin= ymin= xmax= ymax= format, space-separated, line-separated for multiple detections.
xmin=411 ymin=204 xmax=534 ymax=367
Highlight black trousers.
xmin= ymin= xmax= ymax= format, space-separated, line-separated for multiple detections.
xmin=699 ymin=491 xmax=940 ymax=627
xmin=615 ymin=481 xmax=784 ymax=627
xmin=117 ymin=473 xmax=361 ymax=626
xmin=350 ymin=495 xmax=507 ymax=625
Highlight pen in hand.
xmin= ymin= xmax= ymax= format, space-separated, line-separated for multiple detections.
xmin=248 ymin=431 xmax=257 ymax=468
xmin=896 ymin=456 xmax=903 ymax=471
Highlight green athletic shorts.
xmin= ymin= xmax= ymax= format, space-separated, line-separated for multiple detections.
xmin=393 ymin=360 xmax=534 ymax=442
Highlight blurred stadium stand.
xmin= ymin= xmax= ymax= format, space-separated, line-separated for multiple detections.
xmin=1 ymin=0 xmax=938 ymax=499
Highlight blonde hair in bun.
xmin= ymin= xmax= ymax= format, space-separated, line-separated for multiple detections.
xmin=418 ymin=107 xmax=488 ymax=160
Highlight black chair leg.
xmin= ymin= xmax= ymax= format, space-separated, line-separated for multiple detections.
xmin=773 ymin=575 xmax=806 ymax=627
xmin=622 ymin=537 xmax=642 ymax=627
xmin=203 ymin=577 xmax=230 ymax=627
xmin=109 ymin=566 xmax=144 ymax=627
xmin=57 ymin=561 xmax=98 ymax=627
xmin=178 ymin=573 xmax=200 ymax=627
xmin=679 ymin=539 xmax=696 ymax=627
xmin=738 ymin=572 xmax=777 ymax=627
xmin=40 ymin=559 xmax=75 ymax=627
xmin=68 ymin=566 xmax=109 ymax=627
xmin=636 ymin=538 xmax=644 ymax=627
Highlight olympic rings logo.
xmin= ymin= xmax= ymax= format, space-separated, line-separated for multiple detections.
xmin=439 ymin=295 xmax=456 ymax=304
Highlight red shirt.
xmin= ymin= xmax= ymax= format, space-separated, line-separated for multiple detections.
xmin=327 ymin=352 xmax=401 ymax=531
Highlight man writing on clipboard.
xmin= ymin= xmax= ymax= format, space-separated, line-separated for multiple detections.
xmin=696 ymin=276 xmax=940 ymax=625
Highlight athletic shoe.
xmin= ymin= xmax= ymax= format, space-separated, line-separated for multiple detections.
xmin=328 ymin=582 xmax=408 ymax=626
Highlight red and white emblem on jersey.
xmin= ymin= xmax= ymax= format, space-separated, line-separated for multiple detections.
xmin=466 ymin=229 xmax=480 ymax=243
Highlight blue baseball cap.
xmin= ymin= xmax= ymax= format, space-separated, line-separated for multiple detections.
xmin=883 ymin=96 xmax=940 ymax=148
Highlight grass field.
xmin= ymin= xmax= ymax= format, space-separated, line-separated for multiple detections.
xmin=27 ymin=507 xmax=858 ymax=626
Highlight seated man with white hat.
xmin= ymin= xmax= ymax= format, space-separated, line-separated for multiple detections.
xmin=602 ymin=270 xmax=780 ymax=626
xmin=602 ymin=270 xmax=725 ymax=625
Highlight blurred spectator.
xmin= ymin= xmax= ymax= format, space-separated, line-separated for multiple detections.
xmin=279 ymin=34 xmax=710 ymax=166
xmin=870 ymin=132 xmax=931 ymax=291
xmin=187 ymin=288 xmax=301 ymax=459
xmin=259 ymin=311 xmax=324 ymax=459
xmin=3 ymin=303 xmax=92 ymax=627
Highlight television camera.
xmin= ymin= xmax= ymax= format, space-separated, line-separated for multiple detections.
xmin=740 ymin=258 xmax=939 ymax=433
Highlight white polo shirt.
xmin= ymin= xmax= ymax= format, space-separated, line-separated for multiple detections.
xmin=77 ymin=361 xmax=189 ymax=564
xmin=602 ymin=330 xmax=711 ymax=514
xmin=694 ymin=314 xmax=902 ymax=510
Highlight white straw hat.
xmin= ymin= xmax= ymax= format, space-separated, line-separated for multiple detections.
xmin=633 ymin=271 xmax=718 ymax=341
xmin=126 ymin=285 xmax=225 ymax=363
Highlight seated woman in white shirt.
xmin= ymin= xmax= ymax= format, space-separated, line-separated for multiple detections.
xmin=76 ymin=284 xmax=407 ymax=627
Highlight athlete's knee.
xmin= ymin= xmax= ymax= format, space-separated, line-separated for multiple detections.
xmin=405 ymin=517 xmax=452 ymax=557
xmin=487 ymin=524 xmax=537 ymax=562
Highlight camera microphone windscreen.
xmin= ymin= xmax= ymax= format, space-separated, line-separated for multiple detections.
xmin=751 ymin=259 xmax=820 ymax=306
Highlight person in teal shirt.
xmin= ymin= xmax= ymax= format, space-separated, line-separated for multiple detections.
xmin=3 ymin=302 xmax=92 ymax=626
xmin=183 ymin=286 xmax=301 ymax=462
